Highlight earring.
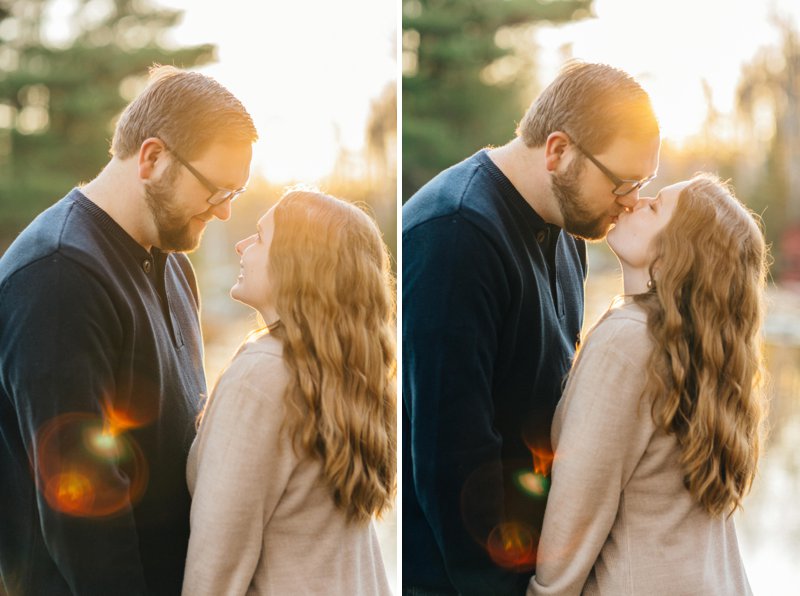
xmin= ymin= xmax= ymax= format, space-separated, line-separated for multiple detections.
xmin=647 ymin=279 xmax=655 ymax=290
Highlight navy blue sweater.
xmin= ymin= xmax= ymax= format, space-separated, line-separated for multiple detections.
xmin=0 ymin=190 xmax=206 ymax=595
xmin=402 ymin=150 xmax=587 ymax=595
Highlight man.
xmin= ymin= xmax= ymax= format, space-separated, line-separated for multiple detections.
xmin=0 ymin=66 xmax=257 ymax=595
xmin=402 ymin=61 xmax=661 ymax=595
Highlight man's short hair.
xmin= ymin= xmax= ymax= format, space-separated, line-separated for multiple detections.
xmin=111 ymin=65 xmax=258 ymax=159
xmin=517 ymin=60 xmax=659 ymax=152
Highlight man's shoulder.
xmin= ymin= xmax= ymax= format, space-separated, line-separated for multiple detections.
xmin=403 ymin=150 xmax=505 ymax=232
xmin=0 ymin=190 xmax=135 ymax=295
xmin=0 ymin=192 xmax=84 ymax=283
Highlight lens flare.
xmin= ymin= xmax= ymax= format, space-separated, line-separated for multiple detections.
xmin=84 ymin=428 xmax=121 ymax=460
xmin=530 ymin=446 xmax=554 ymax=477
xmin=514 ymin=469 xmax=550 ymax=499
xmin=102 ymin=398 xmax=157 ymax=432
xmin=35 ymin=413 xmax=148 ymax=518
xmin=486 ymin=522 xmax=537 ymax=572
xmin=46 ymin=472 xmax=96 ymax=515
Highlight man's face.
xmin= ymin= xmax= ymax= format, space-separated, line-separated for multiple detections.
xmin=144 ymin=140 xmax=253 ymax=252
xmin=553 ymin=135 xmax=661 ymax=241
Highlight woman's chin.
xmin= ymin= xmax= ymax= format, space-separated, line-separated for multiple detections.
xmin=229 ymin=282 xmax=247 ymax=305
xmin=605 ymin=234 xmax=620 ymax=257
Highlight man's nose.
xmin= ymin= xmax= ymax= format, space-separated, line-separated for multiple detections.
xmin=616 ymin=190 xmax=641 ymax=212
xmin=210 ymin=198 xmax=233 ymax=222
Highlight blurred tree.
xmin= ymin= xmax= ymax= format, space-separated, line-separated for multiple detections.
xmin=0 ymin=0 xmax=214 ymax=249
xmin=736 ymin=16 xmax=800 ymax=281
xmin=402 ymin=0 xmax=592 ymax=201
xmin=365 ymin=81 xmax=397 ymax=204
xmin=317 ymin=82 xmax=397 ymax=268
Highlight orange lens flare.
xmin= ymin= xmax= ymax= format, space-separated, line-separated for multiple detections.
xmin=102 ymin=402 xmax=155 ymax=433
xmin=530 ymin=447 xmax=554 ymax=477
xmin=486 ymin=522 xmax=537 ymax=572
xmin=46 ymin=472 xmax=96 ymax=515
xmin=35 ymin=413 xmax=149 ymax=518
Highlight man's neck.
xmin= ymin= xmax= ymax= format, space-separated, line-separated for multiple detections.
xmin=80 ymin=158 xmax=155 ymax=251
xmin=487 ymin=137 xmax=563 ymax=227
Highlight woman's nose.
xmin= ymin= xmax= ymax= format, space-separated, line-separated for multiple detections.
xmin=235 ymin=235 xmax=253 ymax=256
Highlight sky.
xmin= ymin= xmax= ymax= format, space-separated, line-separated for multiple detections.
xmin=535 ymin=0 xmax=800 ymax=146
xmin=156 ymin=0 xmax=397 ymax=182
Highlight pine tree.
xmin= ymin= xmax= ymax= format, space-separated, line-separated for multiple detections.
xmin=402 ymin=0 xmax=592 ymax=200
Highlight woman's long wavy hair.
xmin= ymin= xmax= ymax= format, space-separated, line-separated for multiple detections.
xmin=267 ymin=189 xmax=396 ymax=523
xmin=633 ymin=173 xmax=767 ymax=517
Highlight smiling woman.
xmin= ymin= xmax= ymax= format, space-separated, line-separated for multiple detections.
xmin=183 ymin=189 xmax=397 ymax=595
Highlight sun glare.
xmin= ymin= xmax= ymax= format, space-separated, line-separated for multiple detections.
xmin=157 ymin=0 xmax=396 ymax=183
xmin=535 ymin=0 xmax=800 ymax=146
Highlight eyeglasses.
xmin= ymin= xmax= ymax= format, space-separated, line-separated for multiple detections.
xmin=573 ymin=141 xmax=655 ymax=197
xmin=161 ymin=140 xmax=247 ymax=205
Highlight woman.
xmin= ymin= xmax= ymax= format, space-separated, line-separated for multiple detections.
xmin=182 ymin=189 xmax=396 ymax=595
xmin=528 ymin=174 xmax=766 ymax=595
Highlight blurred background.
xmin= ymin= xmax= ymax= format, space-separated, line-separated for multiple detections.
xmin=403 ymin=0 xmax=800 ymax=593
xmin=0 ymin=0 xmax=397 ymax=589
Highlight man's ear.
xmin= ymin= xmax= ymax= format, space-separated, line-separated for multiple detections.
xmin=543 ymin=131 xmax=572 ymax=173
xmin=138 ymin=137 xmax=167 ymax=180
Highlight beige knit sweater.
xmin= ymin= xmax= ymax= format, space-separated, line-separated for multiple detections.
xmin=528 ymin=303 xmax=752 ymax=596
xmin=182 ymin=333 xmax=391 ymax=596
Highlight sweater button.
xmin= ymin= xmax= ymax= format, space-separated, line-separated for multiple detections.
xmin=142 ymin=259 xmax=152 ymax=273
xmin=536 ymin=230 xmax=547 ymax=243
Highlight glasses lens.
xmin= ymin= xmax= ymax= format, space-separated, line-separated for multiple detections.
xmin=614 ymin=176 xmax=653 ymax=197
xmin=208 ymin=189 xmax=245 ymax=206
xmin=613 ymin=181 xmax=638 ymax=197
xmin=208 ymin=190 xmax=229 ymax=205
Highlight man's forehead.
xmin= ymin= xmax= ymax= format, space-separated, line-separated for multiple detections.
xmin=600 ymin=135 xmax=660 ymax=178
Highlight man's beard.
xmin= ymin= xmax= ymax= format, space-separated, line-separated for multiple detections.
xmin=143 ymin=163 xmax=206 ymax=252
xmin=551 ymin=156 xmax=611 ymax=241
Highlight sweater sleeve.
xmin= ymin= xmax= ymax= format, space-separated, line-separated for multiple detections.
xmin=527 ymin=316 xmax=653 ymax=596
xmin=182 ymin=347 xmax=294 ymax=596
xmin=0 ymin=256 xmax=149 ymax=595
xmin=404 ymin=215 xmax=528 ymax=594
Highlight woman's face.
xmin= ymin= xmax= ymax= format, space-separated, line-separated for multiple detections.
xmin=230 ymin=208 xmax=276 ymax=317
xmin=607 ymin=180 xmax=687 ymax=270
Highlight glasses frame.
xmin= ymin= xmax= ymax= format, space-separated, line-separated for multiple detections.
xmin=160 ymin=140 xmax=247 ymax=205
xmin=573 ymin=141 xmax=655 ymax=197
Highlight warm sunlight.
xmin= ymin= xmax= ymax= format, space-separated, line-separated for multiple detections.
xmin=536 ymin=0 xmax=800 ymax=146
xmin=40 ymin=0 xmax=396 ymax=182
xmin=157 ymin=0 xmax=396 ymax=182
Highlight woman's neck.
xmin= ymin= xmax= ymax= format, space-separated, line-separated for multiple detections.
xmin=621 ymin=264 xmax=651 ymax=295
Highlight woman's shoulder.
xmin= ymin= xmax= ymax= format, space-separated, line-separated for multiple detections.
xmin=585 ymin=301 xmax=650 ymax=347
xmin=215 ymin=332 xmax=289 ymax=401
xmin=230 ymin=332 xmax=284 ymax=367
xmin=239 ymin=331 xmax=284 ymax=359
